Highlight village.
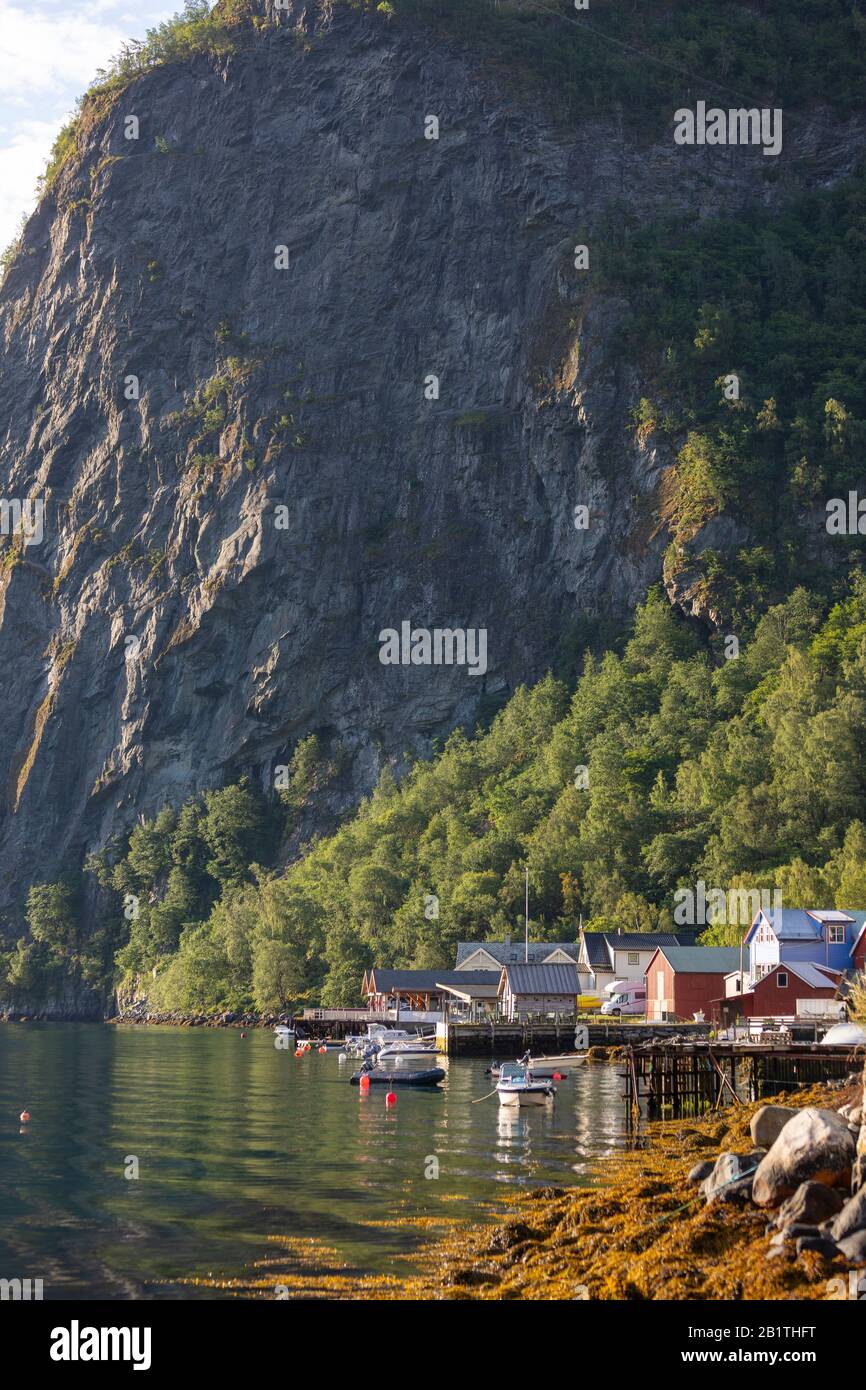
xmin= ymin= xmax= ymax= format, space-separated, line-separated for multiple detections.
xmin=300 ymin=907 xmax=866 ymax=1049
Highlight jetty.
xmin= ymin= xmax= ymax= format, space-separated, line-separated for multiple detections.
xmin=622 ymin=1040 xmax=861 ymax=1118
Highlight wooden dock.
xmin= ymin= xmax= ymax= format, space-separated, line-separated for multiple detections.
xmin=623 ymin=1041 xmax=860 ymax=1118
xmin=438 ymin=1020 xmax=711 ymax=1056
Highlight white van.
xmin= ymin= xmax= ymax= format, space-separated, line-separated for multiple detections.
xmin=601 ymin=980 xmax=647 ymax=1017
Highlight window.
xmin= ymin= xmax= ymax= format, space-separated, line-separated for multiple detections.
xmin=777 ymin=972 xmax=788 ymax=989
xmin=829 ymin=925 xmax=845 ymax=945
xmin=628 ymin=952 xmax=639 ymax=965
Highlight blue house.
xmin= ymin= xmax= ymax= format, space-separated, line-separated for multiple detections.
xmin=745 ymin=908 xmax=866 ymax=981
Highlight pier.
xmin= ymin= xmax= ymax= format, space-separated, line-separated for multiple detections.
xmin=622 ymin=1041 xmax=860 ymax=1118
xmin=436 ymin=1019 xmax=711 ymax=1056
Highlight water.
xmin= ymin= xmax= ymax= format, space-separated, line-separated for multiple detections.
xmin=0 ymin=1023 xmax=631 ymax=1298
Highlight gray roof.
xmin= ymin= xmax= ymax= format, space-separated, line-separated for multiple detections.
xmin=756 ymin=908 xmax=858 ymax=941
xmin=501 ymin=963 xmax=581 ymax=995
xmin=655 ymin=947 xmax=743 ymax=974
xmin=582 ymin=930 xmax=701 ymax=969
xmin=606 ymin=932 xmax=691 ymax=951
xmin=456 ymin=941 xmax=579 ymax=966
xmin=772 ymin=962 xmax=842 ymax=990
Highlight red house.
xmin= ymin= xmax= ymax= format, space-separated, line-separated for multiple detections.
xmin=716 ymin=961 xmax=844 ymax=1025
xmin=645 ymin=946 xmax=743 ymax=1022
xmin=852 ymin=921 xmax=866 ymax=975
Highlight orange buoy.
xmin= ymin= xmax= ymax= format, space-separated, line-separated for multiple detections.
xmin=385 ymin=1091 xmax=397 ymax=1106
xmin=359 ymin=1074 xmax=371 ymax=1093
xmin=552 ymin=1072 xmax=563 ymax=1081
xmin=318 ymin=1045 xmax=327 ymax=1054
xmin=295 ymin=1048 xmax=303 ymax=1057
xmin=19 ymin=1110 xmax=30 ymax=1123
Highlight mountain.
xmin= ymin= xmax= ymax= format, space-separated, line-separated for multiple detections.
xmin=2 ymin=0 xmax=866 ymax=1010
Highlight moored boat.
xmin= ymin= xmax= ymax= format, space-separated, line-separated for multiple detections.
xmin=350 ymin=1066 xmax=446 ymax=1087
xmin=495 ymin=1063 xmax=556 ymax=1106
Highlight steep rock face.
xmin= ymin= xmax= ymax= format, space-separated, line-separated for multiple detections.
xmin=0 ymin=0 xmax=863 ymax=915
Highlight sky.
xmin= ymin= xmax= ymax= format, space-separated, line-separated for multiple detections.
xmin=0 ymin=0 xmax=179 ymax=249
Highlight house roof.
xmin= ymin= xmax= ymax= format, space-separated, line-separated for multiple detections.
xmin=367 ymin=968 xmax=498 ymax=993
xmin=455 ymin=941 xmax=579 ymax=966
xmin=500 ymin=963 xmax=581 ymax=995
xmin=606 ymin=932 xmax=690 ymax=952
xmin=654 ymin=946 xmax=743 ymax=974
xmin=763 ymin=961 xmax=843 ymax=991
xmin=849 ymin=912 xmax=866 ymax=957
xmin=581 ymin=930 xmax=701 ymax=969
xmin=749 ymin=907 xmax=856 ymax=943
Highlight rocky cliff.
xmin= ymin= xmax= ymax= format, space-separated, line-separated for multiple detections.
xmin=0 ymin=0 xmax=863 ymax=922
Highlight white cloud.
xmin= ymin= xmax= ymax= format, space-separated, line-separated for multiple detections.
xmin=0 ymin=1 xmax=179 ymax=248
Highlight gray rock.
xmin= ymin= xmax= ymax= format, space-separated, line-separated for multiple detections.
xmin=774 ymin=1181 xmax=845 ymax=1230
xmin=750 ymin=1105 xmax=798 ymax=1149
xmin=687 ymin=1160 xmax=715 ymax=1186
xmin=700 ymin=1151 xmax=757 ymax=1204
xmin=830 ymin=1188 xmax=866 ymax=1242
xmin=837 ymin=1230 xmax=866 ymax=1264
xmin=796 ymin=1235 xmax=839 ymax=1258
xmin=752 ymin=1108 xmax=855 ymax=1207
xmin=0 ymin=0 xmax=864 ymax=1007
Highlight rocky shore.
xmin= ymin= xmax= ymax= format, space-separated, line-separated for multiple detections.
xmin=107 ymin=1001 xmax=296 ymax=1030
xmin=401 ymin=1066 xmax=866 ymax=1300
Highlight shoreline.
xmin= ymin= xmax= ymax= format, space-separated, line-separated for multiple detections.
xmin=376 ymin=1079 xmax=865 ymax=1301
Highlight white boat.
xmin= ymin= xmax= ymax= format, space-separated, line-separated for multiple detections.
xmin=496 ymin=1063 xmax=556 ymax=1107
xmin=520 ymin=1051 xmax=587 ymax=1074
xmin=274 ymin=1025 xmax=295 ymax=1038
xmin=376 ymin=1037 xmax=438 ymax=1063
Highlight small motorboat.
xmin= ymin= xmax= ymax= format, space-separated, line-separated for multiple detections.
xmin=273 ymin=1025 xmax=295 ymax=1038
xmin=376 ymin=1037 xmax=438 ymax=1063
xmin=496 ymin=1063 xmax=556 ymax=1106
xmin=350 ymin=1066 xmax=446 ymax=1087
xmin=521 ymin=1050 xmax=587 ymax=1074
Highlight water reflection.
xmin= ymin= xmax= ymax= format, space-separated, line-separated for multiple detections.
xmin=0 ymin=1024 xmax=635 ymax=1298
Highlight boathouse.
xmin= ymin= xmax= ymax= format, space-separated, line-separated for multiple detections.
xmin=714 ymin=960 xmax=846 ymax=1027
xmin=497 ymin=962 xmax=580 ymax=1021
xmin=361 ymin=967 xmax=498 ymax=1015
xmin=645 ymin=946 xmax=742 ymax=1022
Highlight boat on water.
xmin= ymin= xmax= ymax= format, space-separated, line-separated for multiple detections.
xmin=495 ymin=1062 xmax=556 ymax=1106
xmin=350 ymin=1066 xmax=446 ymax=1087
xmin=273 ymin=1025 xmax=295 ymax=1038
xmin=375 ymin=1037 xmax=438 ymax=1063
xmin=487 ymin=1050 xmax=586 ymax=1078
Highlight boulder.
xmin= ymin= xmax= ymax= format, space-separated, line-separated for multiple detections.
xmin=837 ymin=1230 xmax=866 ymax=1265
xmin=830 ymin=1188 xmax=866 ymax=1243
xmin=687 ymin=1160 xmax=715 ymax=1186
xmin=795 ymin=1235 xmax=839 ymax=1259
xmin=774 ymin=1181 xmax=845 ymax=1231
xmin=750 ymin=1104 xmax=798 ymax=1149
xmin=701 ymin=1150 xmax=757 ymax=1204
xmin=752 ymin=1108 xmax=855 ymax=1208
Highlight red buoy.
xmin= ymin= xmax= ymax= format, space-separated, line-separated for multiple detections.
xmin=19 ymin=1110 xmax=30 ymax=1123
xmin=359 ymin=1074 xmax=371 ymax=1094
xmin=385 ymin=1091 xmax=397 ymax=1106
xmin=240 ymin=1032 xmax=246 ymax=1039
xmin=552 ymin=1072 xmax=564 ymax=1081
xmin=318 ymin=1045 xmax=327 ymax=1054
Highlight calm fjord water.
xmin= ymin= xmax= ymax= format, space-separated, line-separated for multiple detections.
xmin=1 ymin=1024 xmax=630 ymax=1298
